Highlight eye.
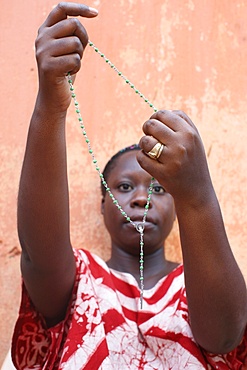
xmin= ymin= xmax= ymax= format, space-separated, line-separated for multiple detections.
xmin=152 ymin=185 xmax=166 ymax=194
xmin=118 ymin=183 xmax=133 ymax=192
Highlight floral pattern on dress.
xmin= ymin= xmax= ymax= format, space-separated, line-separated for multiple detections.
xmin=12 ymin=248 xmax=247 ymax=369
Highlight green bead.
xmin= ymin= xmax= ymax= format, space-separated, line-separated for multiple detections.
xmin=86 ymin=139 xmax=89 ymax=143
xmin=89 ymin=149 xmax=93 ymax=154
xmin=95 ymin=48 xmax=98 ymax=52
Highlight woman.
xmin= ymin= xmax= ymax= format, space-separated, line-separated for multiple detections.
xmin=11 ymin=3 xmax=247 ymax=369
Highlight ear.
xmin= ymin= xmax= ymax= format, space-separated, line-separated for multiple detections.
xmin=101 ymin=197 xmax=105 ymax=215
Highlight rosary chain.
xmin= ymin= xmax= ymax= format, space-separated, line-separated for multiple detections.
xmin=88 ymin=41 xmax=158 ymax=113
xmin=67 ymin=40 xmax=159 ymax=309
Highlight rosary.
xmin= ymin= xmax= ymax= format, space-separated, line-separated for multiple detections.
xmin=67 ymin=41 xmax=160 ymax=309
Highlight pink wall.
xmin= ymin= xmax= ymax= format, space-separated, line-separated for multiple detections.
xmin=1 ymin=0 xmax=247 ymax=362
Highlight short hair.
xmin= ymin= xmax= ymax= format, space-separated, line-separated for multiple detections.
xmin=101 ymin=144 xmax=141 ymax=196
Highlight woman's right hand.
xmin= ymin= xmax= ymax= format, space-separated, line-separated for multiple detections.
xmin=35 ymin=2 xmax=98 ymax=114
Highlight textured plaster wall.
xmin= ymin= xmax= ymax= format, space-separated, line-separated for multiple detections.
xmin=0 ymin=0 xmax=247 ymax=363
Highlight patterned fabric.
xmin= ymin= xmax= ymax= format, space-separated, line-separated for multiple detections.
xmin=12 ymin=249 xmax=247 ymax=369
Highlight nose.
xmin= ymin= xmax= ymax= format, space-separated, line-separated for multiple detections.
xmin=130 ymin=187 xmax=153 ymax=209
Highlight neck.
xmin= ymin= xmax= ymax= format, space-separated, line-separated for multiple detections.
xmin=107 ymin=245 xmax=175 ymax=289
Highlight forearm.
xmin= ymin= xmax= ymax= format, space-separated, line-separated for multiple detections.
xmin=18 ymin=102 xmax=72 ymax=268
xmin=175 ymin=191 xmax=247 ymax=353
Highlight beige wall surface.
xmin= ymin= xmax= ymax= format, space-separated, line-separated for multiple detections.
xmin=0 ymin=0 xmax=247 ymax=363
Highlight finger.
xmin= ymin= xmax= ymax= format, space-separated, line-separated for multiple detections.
xmin=38 ymin=15 xmax=90 ymax=51
xmin=38 ymin=54 xmax=81 ymax=77
xmin=149 ymin=110 xmax=190 ymax=132
xmin=43 ymin=3 xmax=98 ymax=28
xmin=172 ymin=110 xmax=198 ymax=131
xmin=139 ymin=136 xmax=167 ymax=162
xmin=142 ymin=118 xmax=175 ymax=144
xmin=49 ymin=36 xmax=83 ymax=58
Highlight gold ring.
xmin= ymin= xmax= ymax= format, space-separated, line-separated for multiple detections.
xmin=146 ymin=142 xmax=164 ymax=160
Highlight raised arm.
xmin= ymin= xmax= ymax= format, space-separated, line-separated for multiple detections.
xmin=137 ymin=109 xmax=247 ymax=354
xmin=18 ymin=3 xmax=98 ymax=326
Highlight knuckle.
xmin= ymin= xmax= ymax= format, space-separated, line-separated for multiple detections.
xmin=57 ymin=2 xmax=67 ymax=11
xmin=177 ymin=144 xmax=187 ymax=157
xmin=70 ymin=55 xmax=81 ymax=73
xmin=155 ymin=110 xmax=166 ymax=120
xmin=185 ymin=129 xmax=197 ymax=144
xmin=70 ymin=17 xmax=80 ymax=28
xmin=145 ymin=119 xmax=157 ymax=131
xmin=73 ymin=36 xmax=83 ymax=50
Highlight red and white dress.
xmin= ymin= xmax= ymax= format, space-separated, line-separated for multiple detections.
xmin=12 ymin=249 xmax=247 ymax=369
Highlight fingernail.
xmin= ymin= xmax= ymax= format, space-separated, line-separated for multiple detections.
xmin=89 ymin=7 xmax=98 ymax=15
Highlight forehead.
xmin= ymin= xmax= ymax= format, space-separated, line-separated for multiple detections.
xmin=108 ymin=150 xmax=149 ymax=180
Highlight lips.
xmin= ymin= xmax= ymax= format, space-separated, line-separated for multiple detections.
xmin=124 ymin=214 xmax=155 ymax=225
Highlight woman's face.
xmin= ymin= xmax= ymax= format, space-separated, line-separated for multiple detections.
xmin=101 ymin=150 xmax=176 ymax=256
